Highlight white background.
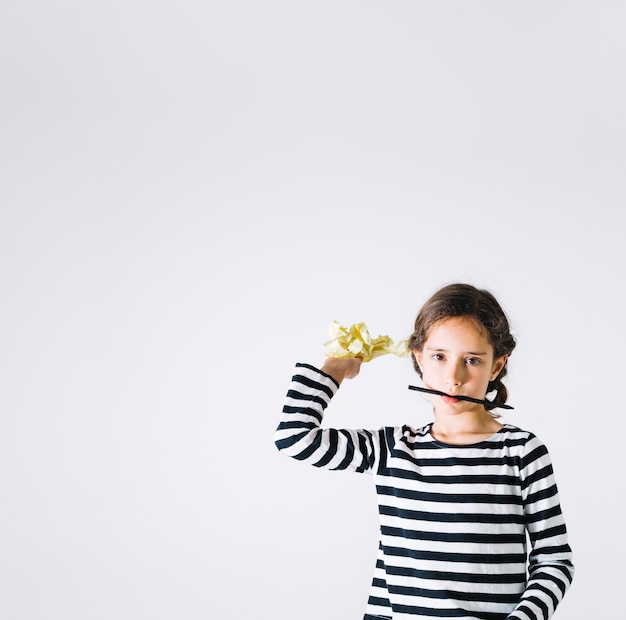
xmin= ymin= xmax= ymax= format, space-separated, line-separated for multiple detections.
xmin=1 ymin=1 xmax=624 ymax=619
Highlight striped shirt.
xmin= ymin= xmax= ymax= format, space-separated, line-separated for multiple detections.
xmin=275 ymin=363 xmax=574 ymax=620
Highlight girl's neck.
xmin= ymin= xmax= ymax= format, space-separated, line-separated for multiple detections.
xmin=430 ymin=410 xmax=503 ymax=445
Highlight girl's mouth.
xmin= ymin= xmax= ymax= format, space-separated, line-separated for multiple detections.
xmin=440 ymin=394 xmax=460 ymax=404
xmin=407 ymin=385 xmax=514 ymax=410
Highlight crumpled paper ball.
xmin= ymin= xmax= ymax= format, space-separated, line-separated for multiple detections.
xmin=323 ymin=321 xmax=410 ymax=362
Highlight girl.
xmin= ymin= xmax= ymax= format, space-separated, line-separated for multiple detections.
xmin=274 ymin=283 xmax=574 ymax=620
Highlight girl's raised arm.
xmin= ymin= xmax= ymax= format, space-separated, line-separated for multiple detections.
xmin=274 ymin=361 xmax=382 ymax=474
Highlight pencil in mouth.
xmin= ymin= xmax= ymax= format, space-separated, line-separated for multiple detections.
xmin=408 ymin=385 xmax=514 ymax=410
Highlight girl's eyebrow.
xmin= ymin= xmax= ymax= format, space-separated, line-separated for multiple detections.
xmin=426 ymin=347 xmax=488 ymax=355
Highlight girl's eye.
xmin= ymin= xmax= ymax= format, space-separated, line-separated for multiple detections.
xmin=432 ymin=353 xmax=445 ymax=361
xmin=466 ymin=357 xmax=481 ymax=366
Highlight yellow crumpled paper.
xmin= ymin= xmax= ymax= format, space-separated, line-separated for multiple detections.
xmin=323 ymin=321 xmax=410 ymax=362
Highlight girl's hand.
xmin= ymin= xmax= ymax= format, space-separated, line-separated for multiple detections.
xmin=321 ymin=356 xmax=363 ymax=384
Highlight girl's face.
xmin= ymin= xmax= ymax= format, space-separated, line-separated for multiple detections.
xmin=413 ymin=316 xmax=507 ymax=413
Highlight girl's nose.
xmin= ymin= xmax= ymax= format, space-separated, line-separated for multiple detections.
xmin=445 ymin=363 xmax=464 ymax=388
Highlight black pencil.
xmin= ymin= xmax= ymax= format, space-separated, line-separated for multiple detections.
xmin=408 ymin=385 xmax=514 ymax=410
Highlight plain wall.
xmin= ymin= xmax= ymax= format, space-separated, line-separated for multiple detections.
xmin=1 ymin=1 xmax=624 ymax=619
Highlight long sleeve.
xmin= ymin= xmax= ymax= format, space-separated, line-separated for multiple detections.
xmin=274 ymin=362 xmax=382 ymax=473
xmin=506 ymin=435 xmax=575 ymax=619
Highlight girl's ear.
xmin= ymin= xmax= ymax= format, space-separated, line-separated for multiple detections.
xmin=413 ymin=350 xmax=422 ymax=372
xmin=491 ymin=355 xmax=508 ymax=380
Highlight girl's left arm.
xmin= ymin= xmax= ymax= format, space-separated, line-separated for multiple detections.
xmin=507 ymin=435 xmax=575 ymax=620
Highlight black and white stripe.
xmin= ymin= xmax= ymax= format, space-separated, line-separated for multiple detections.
xmin=275 ymin=363 xmax=574 ymax=620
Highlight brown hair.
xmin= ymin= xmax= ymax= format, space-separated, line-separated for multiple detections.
xmin=408 ymin=283 xmax=516 ymax=411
